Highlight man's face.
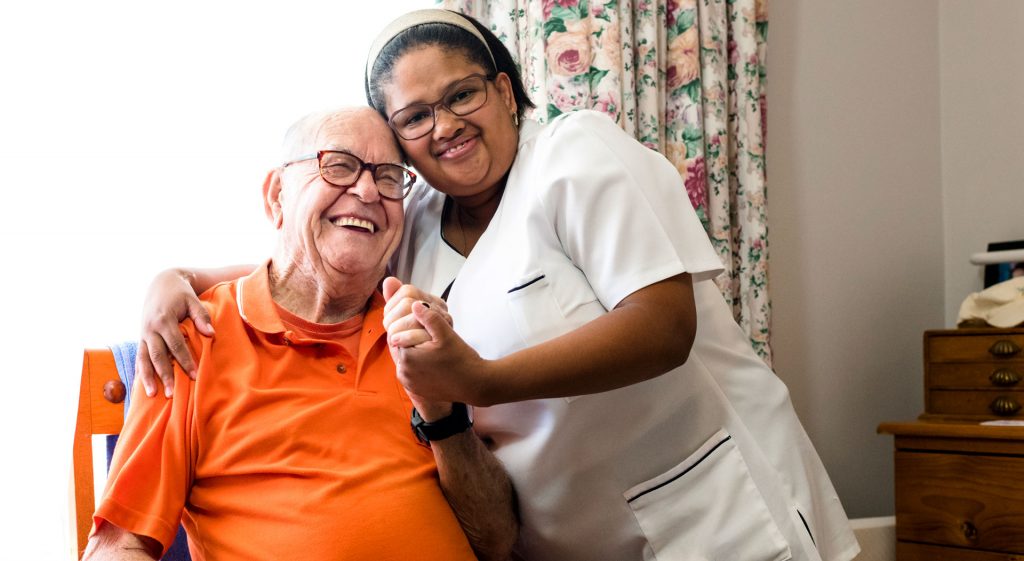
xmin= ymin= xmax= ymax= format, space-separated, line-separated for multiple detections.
xmin=275 ymin=109 xmax=405 ymax=285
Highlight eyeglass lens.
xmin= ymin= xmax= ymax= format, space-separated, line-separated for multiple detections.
xmin=390 ymin=75 xmax=489 ymax=140
xmin=320 ymin=152 xmax=410 ymax=199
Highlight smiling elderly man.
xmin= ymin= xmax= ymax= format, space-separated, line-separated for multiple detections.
xmin=83 ymin=107 xmax=517 ymax=561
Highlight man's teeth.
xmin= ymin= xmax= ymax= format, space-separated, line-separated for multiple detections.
xmin=447 ymin=141 xmax=468 ymax=154
xmin=332 ymin=217 xmax=375 ymax=233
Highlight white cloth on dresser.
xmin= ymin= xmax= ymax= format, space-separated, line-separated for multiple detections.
xmin=392 ymin=110 xmax=859 ymax=561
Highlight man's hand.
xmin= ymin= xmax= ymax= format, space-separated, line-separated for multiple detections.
xmin=381 ymin=277 xmax=451 ymax=348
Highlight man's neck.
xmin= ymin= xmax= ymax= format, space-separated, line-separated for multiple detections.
xmin=267 ymin=256 xmax=377 ymax=324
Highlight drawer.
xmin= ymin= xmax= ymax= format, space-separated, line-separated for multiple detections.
xmin=927 ymin=390 xmax=1024 ymax=418
xmin=895 ymin=450 xmax=1024 ymax=554
xmin=927 ymin=332 xmax=1024 ymax=362
xmin=928 ymin=363 xmax=1024 ymax=389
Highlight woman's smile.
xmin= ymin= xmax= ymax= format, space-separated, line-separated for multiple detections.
xmin=435 ymin=135 xmax=478 ymax=160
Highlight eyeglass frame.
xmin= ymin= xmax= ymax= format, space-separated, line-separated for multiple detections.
xmin=386 ymin=73 xmax=498 ymax=140
xmin=280 ymin=150 xmax=417 ymax=200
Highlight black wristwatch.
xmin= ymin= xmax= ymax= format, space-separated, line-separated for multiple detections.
xmin=411 ymin=402 xmax=473 ymax=445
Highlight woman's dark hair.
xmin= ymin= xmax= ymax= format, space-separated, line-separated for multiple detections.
xmin=365 ymin=12 xmax=534 ymax=121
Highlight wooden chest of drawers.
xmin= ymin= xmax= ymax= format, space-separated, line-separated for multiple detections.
xmin=878 ymin=421 xmax=1024 ymax=560
xmin=923 ymin=328 xmax=1024 ymax=420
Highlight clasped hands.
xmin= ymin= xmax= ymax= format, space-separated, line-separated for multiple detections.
xmin=381 ymin=277 xmax=491 ymax=418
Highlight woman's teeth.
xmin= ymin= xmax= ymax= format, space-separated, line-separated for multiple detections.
xmin=447 ymin=140 xmax=469 ymax=154
xmin=332 ymin=216 xmax=375 ymax=233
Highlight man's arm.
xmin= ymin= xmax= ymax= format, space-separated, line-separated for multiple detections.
xmin=82 ymin=521 xmax=162 ymax=561
xmin=428 ymin=419 xmax=518 ymax=561
xmin=92 ymin=334 xmax=198 ymax=559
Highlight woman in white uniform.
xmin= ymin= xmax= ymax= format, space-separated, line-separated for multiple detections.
xmin=138 ymin=9 xmax=858 ymax=561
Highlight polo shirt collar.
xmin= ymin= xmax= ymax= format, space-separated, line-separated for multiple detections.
xmin=236 ymin=260 xmax=385 ymax=341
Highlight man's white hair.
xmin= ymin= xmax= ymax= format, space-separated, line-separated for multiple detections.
xmin=280 ymin=107 xmax=376 ymax=162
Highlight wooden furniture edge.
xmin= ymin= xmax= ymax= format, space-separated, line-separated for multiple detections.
xmin=878 ymin=420 xmax=1024 ymax=440
xmin=72 ymin=348 xmax=124 ymax=559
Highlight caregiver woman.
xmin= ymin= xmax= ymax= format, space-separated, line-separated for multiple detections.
xmin=138 ymin=9 xmax=858 ymax=561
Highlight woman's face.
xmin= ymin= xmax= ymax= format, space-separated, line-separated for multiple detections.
xmin=383 ymin=46 xmax=518 ymax=202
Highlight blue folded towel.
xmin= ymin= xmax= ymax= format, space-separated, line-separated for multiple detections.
xmin=106 ymin=341 xmax=191 ymax=561
xmin=109 ymin=341 xmax=137 ymax=416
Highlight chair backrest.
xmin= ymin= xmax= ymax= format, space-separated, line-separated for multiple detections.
xmin=72 ymin=348 xmax=125 ymax=559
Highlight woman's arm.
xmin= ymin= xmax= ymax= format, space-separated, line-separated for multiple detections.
xmin=388 ymin=273 xmax=696 ymax=406
xmin=138 ymin=265 xmax=255 ymax=397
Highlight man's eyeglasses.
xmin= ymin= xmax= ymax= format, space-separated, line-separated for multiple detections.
xmin=388 ymin=73 xmax=496 ymax=140
xmin=281 ymin=150 xmax=417 ymax=200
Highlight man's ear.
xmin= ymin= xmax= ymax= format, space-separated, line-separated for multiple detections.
xmin=263 ymin=169 xmax=284 ymax=229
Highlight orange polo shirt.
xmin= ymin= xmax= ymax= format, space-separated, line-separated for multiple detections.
xmin=94 ymin=263 xmax=477 ymax=561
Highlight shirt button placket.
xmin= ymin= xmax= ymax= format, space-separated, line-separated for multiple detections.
xmin=336 ymin=363 xmax=347 ymax=374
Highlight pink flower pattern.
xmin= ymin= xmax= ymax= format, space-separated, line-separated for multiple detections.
xmin=684 ymin=157 xmax=708 ymax=210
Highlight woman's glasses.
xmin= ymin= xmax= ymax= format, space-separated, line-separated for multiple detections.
xmin=388 ymin=73 xmax=495 ymax=140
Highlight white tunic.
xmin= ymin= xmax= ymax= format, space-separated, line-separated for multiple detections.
xmin=393 ymin=111 xmax=859 ymax=561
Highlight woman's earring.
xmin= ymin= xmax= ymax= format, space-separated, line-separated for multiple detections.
xmin=512 ymin=112 xmax=519 ymax=127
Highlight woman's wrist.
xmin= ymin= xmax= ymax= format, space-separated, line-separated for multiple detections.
xmin=175 ymin=268 xmax=199 ymax=290
xmin=473 ymin=358 xmax=505 ymax=407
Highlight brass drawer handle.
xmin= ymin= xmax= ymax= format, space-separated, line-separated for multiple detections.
xmin=989 ymin=339 xmax=1022 ymax=358
xmin=990 ymin=396 xmax=1022 ymax=416
xmin=990 ymin=368 xmax=1022 ymax=387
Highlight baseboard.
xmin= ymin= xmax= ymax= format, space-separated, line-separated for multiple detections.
xmin=849 ymin=516 xmax=895 ymax=561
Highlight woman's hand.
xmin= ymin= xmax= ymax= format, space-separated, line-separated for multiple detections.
xmin=389 ymin=301 xmax=493 ymax=406
xmin=137 ymin=269 xmax=212 ymax=398
xmin=381 ymin=279 xmax=466 ymax=410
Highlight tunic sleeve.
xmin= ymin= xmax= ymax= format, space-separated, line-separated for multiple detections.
xmin=92 ymin=326 xmax=199 ymax=555
xmin=528 ymin=110 xmax=724 ymax=310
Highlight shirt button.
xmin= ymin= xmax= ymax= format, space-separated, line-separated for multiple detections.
xmin=336 ymin=364 xmax=347 ymax=374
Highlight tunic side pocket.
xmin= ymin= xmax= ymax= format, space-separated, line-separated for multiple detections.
xmin=624 ymin=428 xmax=793 ymax=561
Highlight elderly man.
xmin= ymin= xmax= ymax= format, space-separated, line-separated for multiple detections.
xmin=83 ymin=107 xmax=517 ymax=561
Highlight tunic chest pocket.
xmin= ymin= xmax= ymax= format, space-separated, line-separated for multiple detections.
xmin=507 ymin=270 xmax=603 ymax=403
xmin=624 ymin=429 xmax=793 ymax=561
xmin=507 ymin=272 xmax=566 ymax=348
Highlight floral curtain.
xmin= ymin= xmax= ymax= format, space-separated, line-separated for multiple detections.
xmin=440 ymin=0 xmax=771 ymax=363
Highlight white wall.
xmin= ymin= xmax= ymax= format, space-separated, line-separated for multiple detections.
xmin=767 ymin=0 xmax=945 ymax=517
xmin=0 ymin=2 xmax=424 ymax=559
xmin=770 ymin=0 xmax=1024 ymax=519
xmin=939 ymin=0 xmax=1024 ymax=325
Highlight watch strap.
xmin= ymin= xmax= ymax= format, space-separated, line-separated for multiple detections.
xmin=411 ymin=402 xmax=472 ymax=444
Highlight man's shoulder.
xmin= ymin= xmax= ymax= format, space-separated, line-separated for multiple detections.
xmin=198 ymin=278 xmax=242 ymax=321
xmin=176 ymin=279 xmax=243 ymax=347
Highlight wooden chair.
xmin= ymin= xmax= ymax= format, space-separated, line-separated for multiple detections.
xmin=71 ymin=348 xmax=127 ymax=559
